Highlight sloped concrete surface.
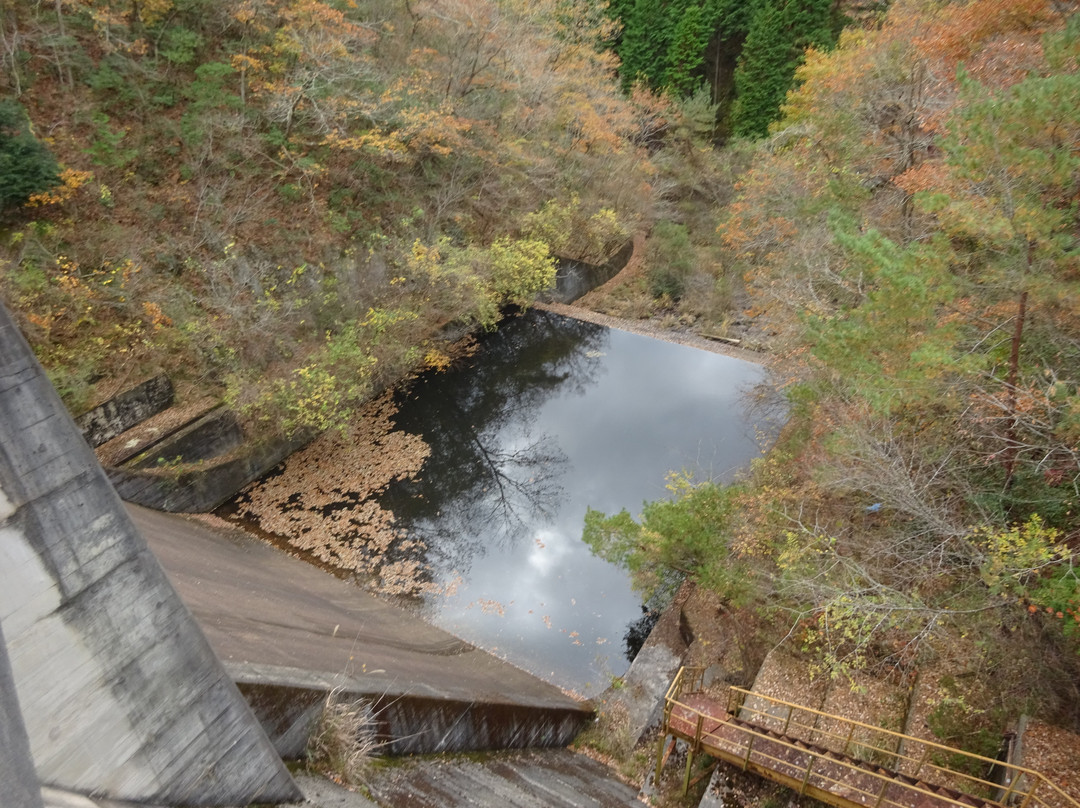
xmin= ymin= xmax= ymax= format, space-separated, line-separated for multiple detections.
xmin=129 ymin=505 xmax=593 ymax=755
xmin=40 ymin=755 xmax=644 ymax=808
xmin=359 ymin=748 xmax=645 ymax=807
xmin=0 ymin=306 xmax=298 ymax=805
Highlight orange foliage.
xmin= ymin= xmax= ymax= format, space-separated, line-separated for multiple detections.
xmin=915 ymin=0 xmax=1065 ymax=88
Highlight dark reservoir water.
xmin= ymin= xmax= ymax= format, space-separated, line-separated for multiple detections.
xmin=377 ymin=309 xmax=775 ymax=696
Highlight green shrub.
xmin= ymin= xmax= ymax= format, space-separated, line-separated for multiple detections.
xmin=645 ymin=220 xmax=694 ymax=300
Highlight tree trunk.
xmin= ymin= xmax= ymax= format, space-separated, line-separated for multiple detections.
xmin=1002 ymin=288 xmax=1029 ymax=492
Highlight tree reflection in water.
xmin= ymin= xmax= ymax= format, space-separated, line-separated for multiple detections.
xmin=379 ymin=310 xmax=608 ymax=579
xmin=232 ymin=304 xmax=776 ymax=693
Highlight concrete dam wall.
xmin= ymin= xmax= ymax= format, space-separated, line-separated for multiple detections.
xmin=0 ymin=621 xmax=43 ymax=808
xmin=0 ymin=306 xmax=299 ymax=805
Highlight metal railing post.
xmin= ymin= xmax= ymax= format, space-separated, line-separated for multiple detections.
xmin=655 ymin=692 xmax=674 ymax=785
xmin=782 ymin=704 xmax=794 ymax=736
xmin=1019 ymin=777 xmax=1040 ymax=808
xmin=843 ymin=723 xmax=856 ymax=756
xmin=1000 ymin=769 xmax=1019 ymax=805
xmin=873 ymin=777 xmax=890 ymax=808
xmin=683 ymin=714 xmax=704 ymax=796
xmin=742 ymin=732 xmax=756 ymax=771
xmin=912 ymin=745 xmax=930 ymax=780
xmin=654 ymin=730 xmax=667 ymax=785
xmin=799 ymin=756 xmax=816 ymax=795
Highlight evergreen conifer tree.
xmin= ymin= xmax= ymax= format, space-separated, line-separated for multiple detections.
xmin=731 ymin=0 xmax=838 ymax=138
xmin=662 ymin=4 xmax=712 ymax=96
xmin=0 ymin=100 xmax=60 ymax=211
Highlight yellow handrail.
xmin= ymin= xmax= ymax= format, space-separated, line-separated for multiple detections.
xmin=659 ymin=667 xmax=1079 ymax=808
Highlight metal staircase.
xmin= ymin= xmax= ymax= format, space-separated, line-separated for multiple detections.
xmin=656 ymin=667 xmax=1080 ymax=808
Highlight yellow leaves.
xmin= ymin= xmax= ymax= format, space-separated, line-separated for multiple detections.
xmin=141 ymin=301 xmax=171 ymax=330
xmin=139 ymin=0 xmax=173 ymax=26
xmin=26 ymin=168 xmax=94 ymax=208
xmin=397 ymin=105 xmax=472 ymax=156
xmin=973 ymin=514 xmax=1069 ymax=592
xmin=407 ymin=239 xmax=445 ymax=282
xmin=486 ymin=236 xmax=556 ymax=306
xmin=422 ymin=348 xmax=452 ymax=371
xmin=231 ymin=3 xmax=260 ymax=27
xmin=230 ymin=53 xmax=264 ymax=75
xmin=323 ymin=130 xmax=403 ymax=156
xmin=229 ymin=0 xmax=376 ymax=134
xmin=522 ymin=197 xmax=628 ymax=264
xmin=322 ymin=103 xmax=472 ymax=162
xmin=663 ymin=469 xmax=698 ymax=498
xmin=360 ymin=306 xmax=419 ymax=336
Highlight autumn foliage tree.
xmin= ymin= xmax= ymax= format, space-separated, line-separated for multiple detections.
xmin=699 ymin=0 xmax=1080 ymax=700
xmin=1 ymin=0 xmax=658 ymax=430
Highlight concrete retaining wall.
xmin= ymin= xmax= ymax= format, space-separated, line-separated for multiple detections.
xmin=107 ymin=427 xmax=311 ymax=512
xmin=75 ymin=374 xmax=174 ymax=448
xmin=0 ymin=306 xmax=300 ymax=805
xmin=237 ymin=679 xmax=591 ymax=759
xmin=124 ymin=407 xmax=244 ymax=469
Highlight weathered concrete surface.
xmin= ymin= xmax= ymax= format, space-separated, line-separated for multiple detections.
xmin=360 ymin=748 xmax=645 ymax=807
xmin=594 ymin=582 xmax=693 ymax=747
xmin=123 ymin=407 xmax=243 ymax=469
xmin=128 ymin=505 xmax=594 ymax=756
xmin=107 ymin=428 xmax=311 ymax=513
xmin=94 ymin=396 xmax=220 ymax=468
xmin=0 ymin=621 xmax=44 ymax=808
xmin=0 ymin=305 xmax=299 ymax=805
xmin=40 ymin=759 xmax=643 ymax=808
xmin=75 ymin=374 xmax=174 ymax=448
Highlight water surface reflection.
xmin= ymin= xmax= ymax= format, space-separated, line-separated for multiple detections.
xmin=379 ymin=309 xmax=774 ymax=696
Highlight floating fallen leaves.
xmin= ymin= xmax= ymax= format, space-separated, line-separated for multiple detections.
xmin=471 ymin=598 xmax=506 ymax=616
xmin=235 ymin=390 xmax=437 ymax=598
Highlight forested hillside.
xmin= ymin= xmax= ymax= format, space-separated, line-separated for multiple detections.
xmin=605 ymin=0 xmax=852 ymax=137
xmin=5 ymin=0 xmax=1080 ymax=751
xmin=0 ymin=0 xmax=698 ymax=432
xmin=587 ymin=0 xmax=1080 ymax=745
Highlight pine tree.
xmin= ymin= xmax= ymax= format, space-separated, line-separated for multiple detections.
xmin=661 ymin=4 xmax=711 ymax=96
xmin=731 ymin=0 xmax=838 ymax=138
xmin=0 ymin=100 xmax=60 ymax=211
xmin=615 ymin=0 xmax=679 ymax=91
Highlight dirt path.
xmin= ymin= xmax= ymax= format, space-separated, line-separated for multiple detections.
xmin=532 ymin=301 xmax=767 ymax=365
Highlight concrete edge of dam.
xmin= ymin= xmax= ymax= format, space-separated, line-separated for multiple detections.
xmin=0 ymin=304 xmax=300 ymax=805
xmin=131 ymin=503 xmax=596 ymax=761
